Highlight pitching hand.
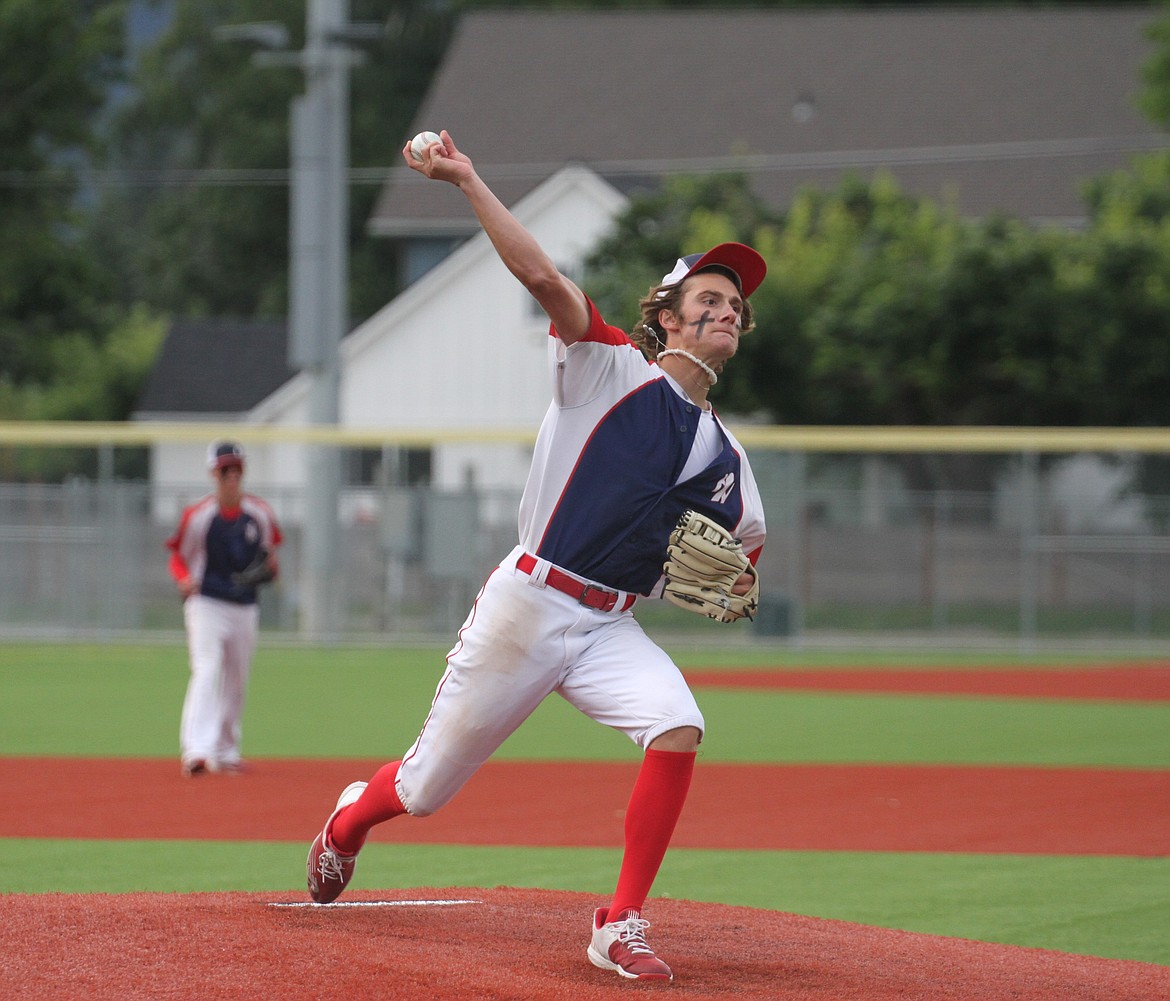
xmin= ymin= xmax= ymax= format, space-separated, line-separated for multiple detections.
xmin=401 ymin=129 xmax=471 ymax=186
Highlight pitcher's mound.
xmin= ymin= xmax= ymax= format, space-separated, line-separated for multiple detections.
xmin=8 ymin=887 xmax=1166 ymax=1000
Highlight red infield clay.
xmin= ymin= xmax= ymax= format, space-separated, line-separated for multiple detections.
xmin=683 ymin=663 xmax=1170 ymax=701
xmin=8 ymin=887 xmax=1169 ymax=1001
xmin=9 ymin=664 xmax=1168 ymax=997
xmin=3 ymin=757 xmax=1167 ymax=855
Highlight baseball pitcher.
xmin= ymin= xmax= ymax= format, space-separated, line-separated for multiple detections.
xmin=305 ymin=130 xmax=766 ymax=982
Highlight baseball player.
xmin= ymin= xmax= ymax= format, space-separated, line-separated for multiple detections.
xmin=167 ymin=441 xmax=282 ymax=777
xmin=306 ymin=130 xmax=766 ymax=982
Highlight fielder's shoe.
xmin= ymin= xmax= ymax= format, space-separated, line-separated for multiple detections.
xmin=587 ymin=907 xmax=673 ymax=981
xmin=306 ymin=781 xmax=367 ymax=904
xmin=181 ymin=758 xmax=209 ymax=778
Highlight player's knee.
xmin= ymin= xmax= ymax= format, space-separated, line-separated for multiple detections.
xmin=397 ymin=789 xmax=436 ymax=817
xmin=397 ymin=783 xmax=437 ymax=817
xmin=394 ymin=772 xmax=453 ymax=818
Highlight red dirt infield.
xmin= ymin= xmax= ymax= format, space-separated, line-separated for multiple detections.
xmin=8 ymin=887 xmax=1169 ymax=1001
xmin=8 ymin=663 xmax=1167 ymax=997
xmin=3 ymin=757 xmax=1168 ymax=856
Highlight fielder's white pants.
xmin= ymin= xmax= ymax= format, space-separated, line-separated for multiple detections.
xmin=180 ymin=594 xmax=259 ymax=768
xmin=396 ymin=546 xmax=705 ymax=816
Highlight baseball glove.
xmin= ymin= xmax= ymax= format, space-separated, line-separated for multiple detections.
xmin=232 ymin=549 xmax=277 ymax=588
xmin=662 ymin=510 xmax=760 ymax=622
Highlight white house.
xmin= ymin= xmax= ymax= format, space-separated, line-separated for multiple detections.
xmin=143 ymin=165 xmax=628 ymax=522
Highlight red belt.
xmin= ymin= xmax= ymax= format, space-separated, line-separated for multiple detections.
xmin=516 ymin=553 xmax=636 ymax=612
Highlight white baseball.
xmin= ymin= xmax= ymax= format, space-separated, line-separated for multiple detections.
xmin=410 ymin=130 xmax=441 ymax=162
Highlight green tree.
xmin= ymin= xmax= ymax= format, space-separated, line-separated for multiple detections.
xmin=0 ymin=0 xmax=127 ymax=385
xmin=0 ymin=306 xmax=165 ymax=479
xmin=586 ymin=172 xmax=783 ymax=335
xmin=774 ymin=179 xmax=1091 ymax=427
xmin=588 ymin=164 xmax=1170 ymax=492
xmin=0 ymin=0 xmax=172 ymax=481
xmin=89 ymin=0 xmax=457 ymax=322
xmin=1075 ymin=155 xmax=1170 ymax=428
xmin=0 ymin=306 xmax=165 ymax=422
xmin=1078 ymin=152 xmax=1170 ymax=497
xmin=1139 ymin=0 xmax=1170 ymax=130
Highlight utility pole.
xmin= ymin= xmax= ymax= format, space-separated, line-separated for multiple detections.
xmin=221 ymin=2 xmax=380 ymax=639
xmin=288 ymin=0 xmax=349 ymax=640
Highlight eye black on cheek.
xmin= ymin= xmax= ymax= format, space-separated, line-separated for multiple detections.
xmin=688 ymin=310 xmax=715 ymax=338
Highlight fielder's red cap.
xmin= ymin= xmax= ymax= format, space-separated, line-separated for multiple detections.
xmin=658 ymin=242 xmax=767 ymax=299
xmin=207 ymin=441 xmax=246 ymax=471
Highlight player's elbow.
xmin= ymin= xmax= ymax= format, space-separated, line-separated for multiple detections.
xmin=521 ymin=263 xmax=569 ymax=303
xmin=528 ymin=275 xmax=589 ymax=344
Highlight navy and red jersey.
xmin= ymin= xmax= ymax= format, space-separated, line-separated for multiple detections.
xmin=167 ymin=494 xmax=282 ymax=605
xmin=516 ymin=299 xmax=765 ymax=596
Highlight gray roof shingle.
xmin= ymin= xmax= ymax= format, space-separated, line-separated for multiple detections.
xmin=370 ymin=6 xmax=1166 ymax=236
xmin=136 ymin=318 xmax=295 ymax=416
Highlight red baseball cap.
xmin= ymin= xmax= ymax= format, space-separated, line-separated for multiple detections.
xmin=658 ymin=242 xmax=767 ymax=299
xmin=207 ymin=441 xmax=246 ymax=471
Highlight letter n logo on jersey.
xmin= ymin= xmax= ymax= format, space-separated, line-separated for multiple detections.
xmin=711 ymin=473 xmax=735 ymax=504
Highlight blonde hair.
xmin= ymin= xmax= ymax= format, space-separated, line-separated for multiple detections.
xmin=630 ymin=268 xmax=756 ymax=360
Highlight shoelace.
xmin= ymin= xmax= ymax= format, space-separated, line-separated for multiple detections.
xmin=317 ymin=846 xmax=347 ymax=882
xmin=614 ymin=914 xmax=656 ymax=955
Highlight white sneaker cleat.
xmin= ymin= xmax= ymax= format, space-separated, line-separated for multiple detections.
xmin=306 ymin=781 xmax=367 ymax=904
xmin=587 ymin=907 xmax=673 ymax=981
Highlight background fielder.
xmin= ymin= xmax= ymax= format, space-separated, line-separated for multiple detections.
xmin=166 ymin=441 xmax=282 ymax=777
xmin=305 ymin=130 xmax=766 ymax=983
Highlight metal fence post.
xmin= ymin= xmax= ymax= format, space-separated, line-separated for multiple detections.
xmin=1018 ymin=451 xmax=1040 ymax=651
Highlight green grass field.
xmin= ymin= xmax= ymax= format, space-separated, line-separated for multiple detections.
xmin=2 ymin=641 xmax=1168 ymax=966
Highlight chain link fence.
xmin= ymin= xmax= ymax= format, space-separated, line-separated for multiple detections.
xmin=2 ymin=436 xmax=1166 ymax=648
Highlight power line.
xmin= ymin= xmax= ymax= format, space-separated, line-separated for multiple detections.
xmin=0 ymin=166 xmax=391 ymax=189
xmin=2 ymin=134 xmax=1166 ymax=190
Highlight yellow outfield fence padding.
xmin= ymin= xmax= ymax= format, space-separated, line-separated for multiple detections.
xmin=1 ymin=421 xmax=1169 ymax=453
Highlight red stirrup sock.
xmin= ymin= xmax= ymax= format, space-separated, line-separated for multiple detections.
xmin=606 ymin=747 xmax=696 ymax=921
xmin=329 ymin=760 xmax=407 ymax=855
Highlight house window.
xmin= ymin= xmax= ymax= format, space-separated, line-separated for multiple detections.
xmin=348 ymin=447 xmax=432 ymax=487
xmin=398 ymin=448 xmax=432 ymax=486
xmin=346 ymin=448 xmax=382 ymax=486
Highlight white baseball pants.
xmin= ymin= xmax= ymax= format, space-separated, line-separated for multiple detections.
xmin=396 ymin=546 xmax=705 ymax=817
xmin=180 ymin=593 xmax=259 ymax=768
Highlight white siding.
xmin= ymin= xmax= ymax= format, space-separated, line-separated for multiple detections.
xmin=148 ymin=167 xmax=628 ymax=519
xmin=341 ymin=165 xmax=627 ymax=434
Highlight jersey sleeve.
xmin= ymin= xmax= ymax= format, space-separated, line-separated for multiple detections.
xmin=165 ymin=497 xmax=213 ymax=588
xmin=731 ymin=448 xmax=766 ymax=561
xmin=549 ymin=297 xmax=632 ymax=348
xmin=549 ymin=298 xmax=653 ymax=408
xmin=165 ymin=505 xmax=196 ymax=584
xmin=167 ymin=550 xmax=191 ymax=585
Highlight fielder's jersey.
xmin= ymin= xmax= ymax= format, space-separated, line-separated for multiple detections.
xmin=517 ymin=299 xmax=765 ymax=595
xmin=166 ymin=494 xmax=282 ymax=605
